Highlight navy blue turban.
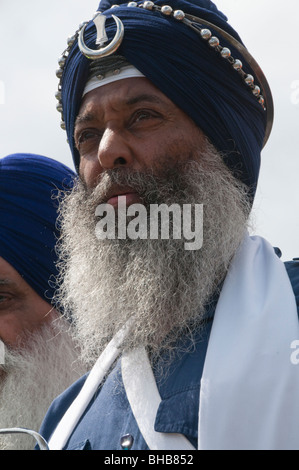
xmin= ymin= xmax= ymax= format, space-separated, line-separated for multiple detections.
xmin=0 ymin=154 xmax=76 ymax=305
xmin=60 ymin=0 xmax=272 ymax=199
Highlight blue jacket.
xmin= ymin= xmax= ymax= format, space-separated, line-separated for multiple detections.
xmin=38 ymin=257 xmax=299 ymax=450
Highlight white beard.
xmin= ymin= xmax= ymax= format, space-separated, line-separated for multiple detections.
xmin=0 ymin=317 xmax=86 ymax=450
xmin=55 ymin=142 xmax=252 ymax=367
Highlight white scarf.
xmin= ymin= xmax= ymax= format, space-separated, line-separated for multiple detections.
xmin=49 ymin=235 xmax=299 ymax=450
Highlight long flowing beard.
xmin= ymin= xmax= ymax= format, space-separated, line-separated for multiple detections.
xmin=0 ymin=318 xmax=86 ymax=450
xmin=55 ymin=142 xmax=251 ymax=366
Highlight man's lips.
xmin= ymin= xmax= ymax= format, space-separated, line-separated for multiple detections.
xmin=106 ymin=191 xmax=142 ymax=208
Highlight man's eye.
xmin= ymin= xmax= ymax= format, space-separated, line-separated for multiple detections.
xmin=75 ymin=130 xmax=103 ymax=155
xmin=135 ymin=111 xmax=151 ymax=121
xmin=0 ymin=294 xmax=12 ymax=305
xmin=132 ymin=109 xmax=160 ymax=125
xmin=77 ymin=130 xmax=98 ymax=145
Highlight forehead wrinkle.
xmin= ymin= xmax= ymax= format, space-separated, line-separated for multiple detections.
xmin=125 ymin=93 xmax=167 ymax=107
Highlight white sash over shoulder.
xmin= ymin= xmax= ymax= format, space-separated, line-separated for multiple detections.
xmin=48 ymin=235 xmax=299 ymax=450
xmin=198 ymin=234 xmax=299 ymax=450
xmin=48 ymin=319 xmax=134 ymax=450
xmin=121 ymin=346 xmax=196 ymax=450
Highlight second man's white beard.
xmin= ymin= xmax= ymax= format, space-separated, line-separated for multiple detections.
xmin=0 ymin=317 xmax=86 ymax=450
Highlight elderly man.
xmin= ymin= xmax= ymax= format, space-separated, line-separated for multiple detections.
xmin=0 ymin=153 xmax=86 ymax=450
xmin=39 ymin=0 xmax=299 ymax=450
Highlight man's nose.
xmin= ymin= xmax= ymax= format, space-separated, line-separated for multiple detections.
xmin=97 ymin=128 xmax=134 ymax=170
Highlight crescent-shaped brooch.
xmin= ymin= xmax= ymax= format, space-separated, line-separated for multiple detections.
xmin=78 ymin=13 xmax=124 ymax=60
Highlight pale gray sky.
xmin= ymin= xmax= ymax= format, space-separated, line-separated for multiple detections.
xmin=0 ymin=0 xmax=298 ymax=260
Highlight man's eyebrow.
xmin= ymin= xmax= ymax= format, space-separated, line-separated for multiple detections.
xmin=75 ymin=112 xmax=95 ymax=128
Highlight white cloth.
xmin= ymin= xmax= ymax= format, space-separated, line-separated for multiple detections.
xmin=82 ymin=65 xmax=145 ymax=97
xmin=48 ymin=318 xmax=134 ymax=450
xmin=122 ymin=346 xmax=196 ymax=450
xmin=48 ymin=234 xmax=299 ymax=450
xmin=198 ymin=234 xmax=299 ymax=449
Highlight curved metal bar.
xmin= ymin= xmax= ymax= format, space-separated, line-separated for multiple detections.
xmin=0 ymin=427 xmax=49 ymax=450
xmin=78 ymin=14 xmax=124 ymax=60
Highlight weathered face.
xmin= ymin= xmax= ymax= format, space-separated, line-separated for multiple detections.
xmin=0 ymin=257 xmax=57 ymax=347
xmin=75 ymin=77 xmax=206 ymax=191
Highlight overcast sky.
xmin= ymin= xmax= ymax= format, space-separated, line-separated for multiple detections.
xmin=0 ymin=0 xmax=298 ymax=260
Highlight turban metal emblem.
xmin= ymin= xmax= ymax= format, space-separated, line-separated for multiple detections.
xmin=78 ymin=12 xmax=124 ymax=60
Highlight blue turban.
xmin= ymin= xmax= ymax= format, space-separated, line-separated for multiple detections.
xmin=59 ymin=0 xmax=273 ymax=200
xmin=0 ymin=154 xmax=76 ymax=305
